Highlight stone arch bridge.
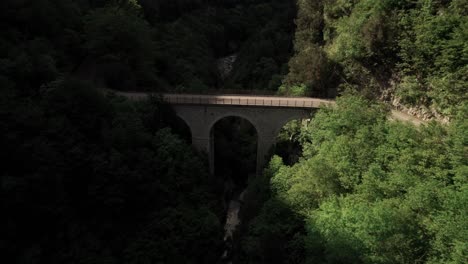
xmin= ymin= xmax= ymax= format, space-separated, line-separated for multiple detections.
xmin=119 ymin=92 xmax=335 ymax=174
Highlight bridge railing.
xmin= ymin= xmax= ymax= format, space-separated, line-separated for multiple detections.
xmin=164 ymin=89 xmax=279 ymax=96
xmin=162 ymin=94 xmax=335 ymax=108
xmin=111 ymin=90 xmax=335 ymax=108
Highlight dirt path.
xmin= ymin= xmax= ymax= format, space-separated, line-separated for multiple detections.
xmin=390 ymin=110 xmax=426 ymax=126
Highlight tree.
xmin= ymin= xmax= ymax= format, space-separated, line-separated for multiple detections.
xmin=84 ymin=5 xmax=157 ymax=89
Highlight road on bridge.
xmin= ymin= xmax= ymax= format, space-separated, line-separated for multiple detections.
xmin=116 ymin=92 xmax=336 ymax=109
xmin=115 ymin=91 xmax=425 ymax=126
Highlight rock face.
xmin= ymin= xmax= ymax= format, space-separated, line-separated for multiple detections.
xmin=224 ymin=198 xmax=242 ymax=241
xmin=380 ymin=79 xmax=451 ymax=124
xmin=221 ymin=189 xmax=246 ymax=263
xmin=217 ymin=54 xmax=238 ymax=80
xmin=390 ymin=98 xmax=450 ymax=124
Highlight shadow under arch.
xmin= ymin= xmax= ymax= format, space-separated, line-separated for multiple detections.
xmin=211 ymin=115 xmax=258 ymax=195
xmin=271 ymin=111 xmax=314 ymax=141
xmin=158 ymin=102 xmax=193 ymax=144
xmin=274 ymin=118 xmax=309 ymax=166
xmin=207 ymin=111 xmax=259 ymax=136
xmin=170 ymin=114 xmax=192 ymax=144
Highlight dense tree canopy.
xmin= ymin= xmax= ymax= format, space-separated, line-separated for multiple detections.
xmin=0 ymin=1 xmax=296 ymax=262
xmin=1 ymin=79 xmax=224 ymax=263
xmin=237 ymin=94 xmax=467 ymax=264
xmin=1 ymin=0 xmax=466 ymax=263
xmin=281 ymin=0 xmax=467 ymax=117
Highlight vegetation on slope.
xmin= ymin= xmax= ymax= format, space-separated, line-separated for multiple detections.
xmin=1 ymin=0 xmax=466 ymax=263
xmin=1 ymin=79 xmax=225 ymax=263
xmin=238 ymin=94 xmax=467 ymax=264
xmin=281 ymin=0 xmax=467 ymax=117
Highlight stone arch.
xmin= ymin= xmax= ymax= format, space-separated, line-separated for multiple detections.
xmin=173 ymin=113 xmax=192 ymax=134
xmin=170 ymin=104 xmax=314 ymax=175
xmin=170 ymin=113 xmax=193 ymax=143
xmin=210 ymin=115 xmax=259 ymax=181
xmin=272 ymin=113 xmax=313 ymax=140
xmin=208 ymin=112 xmax=259 ymax=138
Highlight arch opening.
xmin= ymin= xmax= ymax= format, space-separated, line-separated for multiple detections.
xmin=211 ymin=116 xmax=258 ymax=201
xmin=164 ymin=114 xmax=192 ymax=144
xmin=274 ymin=118 xmax=311 ymax=165
xmin=159 ymin=103 xmax=192 ymax=144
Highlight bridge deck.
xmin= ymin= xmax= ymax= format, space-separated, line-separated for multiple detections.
xmin=117 ymin=92 xmax=335 ymax=108
xmin=115 ymin=91 xmax=424 ymax=125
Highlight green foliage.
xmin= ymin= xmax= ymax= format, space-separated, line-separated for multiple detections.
xmin=278 ymin=84 xmax=308 ymax=97
xmin=2 ymin=0 xmax=467 ymax=263
xmin=275 ymin=120 xmax=305 ymax=165
xmin=1 ymin=79 xmax=224 ymax=262
xmin=426 ymin=186 xmax=468 ymax=264
xmin=240 ymin=93 xmax=468 ymax=263
xmin=124 ymin=206 xmax=223 ymax=263
xmin=327 ymin=0 xmax=402 ymax=62
xmin=224 ymin=0 xmax=296 ymax=91
xmin=285 ymin=0 xmax=466 ymax=117
xmin=239 ymin=198 xmax=306 ymax=264
xmin=0 ymin=1 xmax=297 ymax=262
xmin=309 ymin=196 xmax=429 ymax=264
xmin=396 ymin=75 xmax=426 ymax=105
xmin=84 ymin=6 xmax=157 ymax=89
xmin=397 ymin=0 xmax=468 ymax=115
xmin=283 ymin=44 xmax=340 ymax=97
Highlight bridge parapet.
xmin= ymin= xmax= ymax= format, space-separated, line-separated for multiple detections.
xmin=162 ymin=94 xmax=334 ymax=108
xmin=114 ymin=91 xmax=335 ymax=109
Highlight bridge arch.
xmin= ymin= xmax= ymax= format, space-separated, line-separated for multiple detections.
xmin=272 ymin=115 xmax=311 ymax=141
xmin=116 ymin=92 xmax=332 ymax=174
xmin=171 ymin=105 xmax=313 ymax=174
xmin=208 ymin=112 xmax=259 ymax=137
xmin=173 ymin=114 xmax=192 ymax=135
xmin=169 ymin=114 xmax=192 ymax=144
xmin=211 ymin=116 xmax=258 ymax=184
xmin=208 ymin=113 xmax=260 ymax=176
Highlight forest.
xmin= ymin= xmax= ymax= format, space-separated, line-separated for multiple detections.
xmin=0 ymin=0 xmax=466 ymax=263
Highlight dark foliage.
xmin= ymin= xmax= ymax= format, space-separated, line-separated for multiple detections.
xmin=1 ymin=79 xmax=224 ymax=263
